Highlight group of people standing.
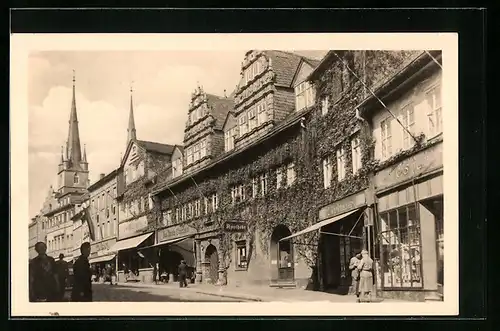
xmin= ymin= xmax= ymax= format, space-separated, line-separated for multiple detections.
xmin=349 ymin=249 xmax=375 ymax=303
xmin=29 ymin=241 xmax=94 ymax=302
xmin=152 ymin=260 xmax=189 ymax=287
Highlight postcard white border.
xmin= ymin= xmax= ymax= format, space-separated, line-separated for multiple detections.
xmin=10 ymin=33 xmax=459 ymax=316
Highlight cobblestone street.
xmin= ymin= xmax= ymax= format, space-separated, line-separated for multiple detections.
xmin=64 ymin=284 xmax=246 ymax=302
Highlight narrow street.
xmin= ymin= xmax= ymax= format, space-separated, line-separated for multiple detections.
xmin=64 ymin=284 xmax=246 ymax=302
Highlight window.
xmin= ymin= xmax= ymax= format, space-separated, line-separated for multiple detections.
xmin=426 ymin=85 xmax=442 ymax=137
xmin=247 ymin=108 xmax=257 ymax=131
xmin=236 ymin=241 xmax=248 ymax=269
xmin=381 ymin=118 xmax=393 ymax=159
xmin=239 ymin=115 xmax=248 ymax=137
xmin=195 ymin=199 xmax=201 ymax=217
xmin=401 ymin=103 xmax=416 ymax=149
xmin=188 ymin=202 xmax=194 ymax=219
xmin=295 ymin=82 xmax=316 ymax=112
xmin=138 ymin=197 xmax=143 ymax=213
xmin=260 ymin=173 xmax=268 ymax=196
xmin=200 ymin=140 xmax=207 ymax=158
xmin=321 ymin=97 xmax=329 ymax=115
xmin=257 ymin=101 xmax=267 ymax=125
xmin=245 ymin=60 xmax=262 ymax=84
xmin=163 ymin=210 xmax=172 ymax=226
xmin=276 ymin=166 xmax=284 ymax=189
xmin=351 ymin=137 xmax=362 ymax=174
xmin=182 ymin=205 xmax=187 ymax=222
xmin=74 ymin=173 xmax=79 ymax=184
xmin=378 ymin=204 xmax=422 ymax=288
xmin=106 ymin=221 xmax=110 ymax=238
xmin=231 ymin=184 xmax=245 ymax=204
xmin=211 ymin=193 xmax=218 ymax=211
xmin=193 ymin=143 xmax=201 ymax=162
xmin=224 ymin=130 xmax=234 ymax=152
xmin=186 ymin=147 xmax=193 ymax=165
xmin=112 ymin=205 xmax=116 ymax=215
xmin=323 ymin=156 xmax=333 ymax=189
xmin=286 ymin=163 xmax=296 ymax=186
xmin=252 ymin=177 xmax=258 ymax=198
xmin=336 ymin=147 xmax=346 ymax=181
xmin=175 ymin=208 xmax=181 ymax=223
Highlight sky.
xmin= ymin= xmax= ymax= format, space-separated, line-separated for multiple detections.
xmin=28 ymin=50 xmax=327 ymax=219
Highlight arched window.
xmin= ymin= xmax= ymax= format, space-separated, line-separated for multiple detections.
xmin=74 ymin=173 xmax=79 ymax=184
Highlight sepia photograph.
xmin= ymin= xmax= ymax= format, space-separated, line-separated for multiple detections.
xmin=11 ymin=33 xmax=458 ymax=316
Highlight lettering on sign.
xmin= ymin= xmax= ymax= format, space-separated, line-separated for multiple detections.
xmin=375 ymin=143 xmax=442 ymax=190
xmin=158 ymin=224 xmax=196 ymax=242
xmin=319 ymin=192 xmax=366 ymax=221
xmin=223 ymin=221 xmax=247 ymax=233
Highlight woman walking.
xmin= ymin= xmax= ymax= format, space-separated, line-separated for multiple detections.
xmin=357 ymin=249 xmax=374 ymax=303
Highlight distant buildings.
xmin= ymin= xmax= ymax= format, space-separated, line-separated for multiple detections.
xmin=29 ymin=50 xmax=444 ymax=301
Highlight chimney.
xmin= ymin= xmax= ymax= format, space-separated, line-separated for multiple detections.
xmin=100 ymin=173 xmax=105 ymax=180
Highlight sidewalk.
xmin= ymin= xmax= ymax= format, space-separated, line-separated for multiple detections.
xmin=115 ymin=281 xmax=402 ymax=303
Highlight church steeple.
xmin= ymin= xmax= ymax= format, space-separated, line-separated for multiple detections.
xmin=127 ymin=84 xmax=137 ymax=142
xmin=83 ymin=143 xmax=87 ymax=162
xmin=66 ymin=70 xmax=82 ymax=164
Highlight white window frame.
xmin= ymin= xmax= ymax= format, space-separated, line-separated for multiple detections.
xmin=224 ymin=130 xmax=231 ymax=152
xmin=193 ymin=143 xmax=201 ymax=162
xmin=351 ymin=137 xmax=362 ymax=174
xmin=321 ymin=97 xmax=329 ymax=115
xmin=186 ymin=147 xmax=193 ymax=165
xmin=260 ymin=173 xmax=268 ymax=196
xmin=336 ymin=147 xmax=346 ymax=181
xmin=257 ymin=101 xmax=267 ymax=125
xmin=286 ymin=162 xmax=296 ymax=186
xmin=212 ymin=193 xmax=218 ymax=211
xmin=323 ymin=157 xmax=333 ymax=189
xmin=248 ymin=108 xmax=257 ymax=131
xmin=426 ymin=85 xmax=442 ymax=137
xmin=252 ymin=177 xmax=258 ymax=198
xmin=276 ymin=166 xmax=283 ymax=189
xmin=236 ymin=241 xmax=248 ymax=269
xmin=239 ymin=115 xmax=248 ymax=137
xmin=401 ymin=103 xmax=416 ymax=150
xmin=381 ymin=118 xmax=392 ymax=160
xmin=200 ymin=140 xmax=207 ymax=158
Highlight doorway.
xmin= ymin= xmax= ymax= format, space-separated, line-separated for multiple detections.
xmin=159 ymin=250 xmax=183 ymax=281
xmin=270 ymin=225 xmax=294 ymax=283
xmin=204 ymin=244 xmax=219 ymax=284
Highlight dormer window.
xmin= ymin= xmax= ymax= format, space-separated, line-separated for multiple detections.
xmin=225 ymin=127 xmax=237 ymax=152
xmin=295 ymin=81 xmax=315 ymax=112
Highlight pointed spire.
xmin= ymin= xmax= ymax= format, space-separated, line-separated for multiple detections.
xmin=83 ymin=143 xmax=87 ymax=162
xmin=60 ymin=146 xmax=64 ymax=163
xmin=66 ymin=70 xmax=83 ymax=163
xmin=127 ymin=83 xmax=137 ymax=142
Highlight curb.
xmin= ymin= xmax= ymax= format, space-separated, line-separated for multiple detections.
xmin=113 ymin=282 xmax=263 ymax=302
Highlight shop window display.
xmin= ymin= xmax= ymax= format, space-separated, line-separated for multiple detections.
xmin=378 ymin=204 xmax=422 ymax=288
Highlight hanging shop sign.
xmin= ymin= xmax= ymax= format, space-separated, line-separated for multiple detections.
xmin=375 ymin=142 xmax=443 ymax=191
xmin=318 ymin=191 xmax=366 ymax=221
xmin=158 ymin=223 xmax=196 ymax=243
xmin=223 ymin=221 xmax=247 ymax=233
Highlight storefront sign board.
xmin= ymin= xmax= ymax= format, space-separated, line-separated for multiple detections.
xmin=319 ymin=191 xmax=366 ymax=221
xmin=158 ymin=223 xmax=196 ymax=243
xmin=223 ymin=221 xmax=247 ymax=233
xmin=118 ymin=216 xmax=148 ymax=239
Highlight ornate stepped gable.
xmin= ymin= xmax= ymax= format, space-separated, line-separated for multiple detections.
xmin=183 ymin=84 xmax=234 ymax=172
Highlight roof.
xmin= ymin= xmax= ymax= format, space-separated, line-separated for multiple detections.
xmin=136 ymin=140 xmax=175 ymax=155
xmin=205 ymin=94 xmax=234 ymax=131
xmin=264 ymin=50 xmax=304 ymax=87
xmin=302 ymin=57 xmax=321 ymax=68
xmin=174 ymin=145 xmax=184 ymax=153
xmin=357 ymin=50 xmax=442 ymax=117
xmin=87 ymin=168 xmax=119 ymax=191
xmin=152 ymin=107 xmax=312 ymax=196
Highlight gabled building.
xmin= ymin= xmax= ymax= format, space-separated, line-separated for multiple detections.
xmin=111 ymin=89 xmax=175 ymax=283
xmin=183 ymin=85 xmax=234 ymax=173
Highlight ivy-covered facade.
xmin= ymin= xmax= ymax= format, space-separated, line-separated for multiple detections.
xmin=150 ymin=50 xmax=433 ymax=291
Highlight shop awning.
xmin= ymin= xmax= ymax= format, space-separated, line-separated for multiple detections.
xmin=139 ymin=234 xmax=193 ymax=250
xmin=280 ymin=208 xmax=361 ymax=241
xmin=109 ymin=232 xmax=153 ymax=252
xmin=88 ymin=254 xmax=116 ymax=264
xmin=63 ymin=256 xmax=74 ymax=262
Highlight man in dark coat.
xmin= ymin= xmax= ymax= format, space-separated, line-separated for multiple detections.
xmin=55 ymin=253 xmax=69 ymax=301
xmin=29 ymin=242 xmax=59 ymax=302
xmin=178 ymin=260 xmax=188 ymax=288
xmin=71 ymin=242 xmax=93 ymax=302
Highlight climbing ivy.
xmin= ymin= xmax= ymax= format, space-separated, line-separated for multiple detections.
xmin=153 ymin=50 xmax=425 ymax=275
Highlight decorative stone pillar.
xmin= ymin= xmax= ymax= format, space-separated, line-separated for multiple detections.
xmin=195 ymin=240 xmax=203 ymax=283
xmin=419 ymin=203 xmax=442 ymax=301
xmin=217 ymin=245 xmax=227 ymax=286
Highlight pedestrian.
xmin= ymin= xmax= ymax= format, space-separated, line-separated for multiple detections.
xmin=153 ymin=262 xmax=159 ymax=285
xmin=178 ymin=260 xmax=188 ymax=288
xmin=105 ymin=264 xmax=114 ymax=285
xmin=29 ymin=242 xmax=60 ymax=302
xmin=55 ymin=253 xmax=69 ymax=301
xmin=71 ymin=242 xmax=93 ymax=302
xmin=348 ymin=251 xmax=362 ymax=298
xmin=357 ymin=249 xmax=374 ymax=303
